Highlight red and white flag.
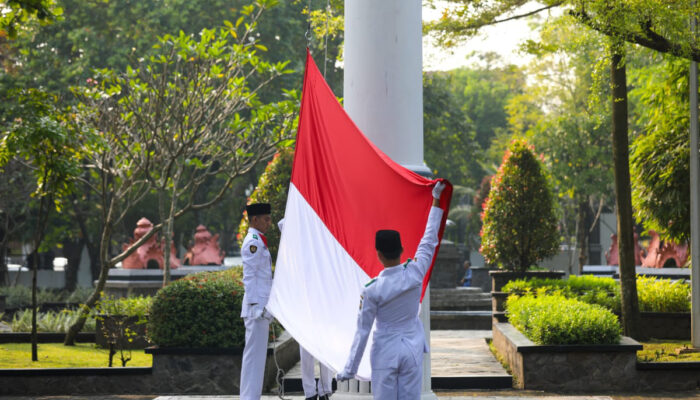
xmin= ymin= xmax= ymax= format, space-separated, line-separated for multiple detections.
xmin=266 ymin=50 xmax=452 ymax=380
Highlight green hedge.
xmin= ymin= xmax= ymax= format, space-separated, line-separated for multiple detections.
xmin=95 ymin=295 xmax=152 ymax=317
xmin=636 ymin=276 xmax=690 ymax=313
xmin=502 ymin=275 xmax=620 ymax=312
xmin=506 ymin=294 xmax=621 ymax=345
xmin=502 ymin=275 xmax=690 ymax=313
xmin=148 ymin=268 xmax=245 ymax=348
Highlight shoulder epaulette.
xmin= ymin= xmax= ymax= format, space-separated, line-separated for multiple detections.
xmin=364 ymin=278 xmax=377 ymax=287
xmin=403 ymin=258 xmax=412 ymax=268
xmin=252 ymin=234 xmax=258 ymax=240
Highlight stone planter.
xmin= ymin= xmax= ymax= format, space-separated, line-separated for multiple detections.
xmin=492 ymin=322 xmax=642 ymax=391
xmin=96 ymin=314 xmax=149 ymax=350
xmin=145 ymin=330 xmax=299 ymax=394
xmin=469 ymin=265 xmax=492 ymax=292
xmin=490 ymin=291 xmax=509 ymax=323
xmin=431 ymin=239 xmax=463 ymax=288
xmin=489 ymin=270 xmax=565 ymax=292
xmin=639 ymin=312 xmax=690 ymax=340
xmin=146 ymin=347 xmax=243 ymax=394
xmin=493 ymin=321 xmax=700 ymax=391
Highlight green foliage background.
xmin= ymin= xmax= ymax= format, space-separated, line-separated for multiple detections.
xmin=630 ymin=56 xmax=691 ymax=243
xmin=237 ymin=148 xmax=294 ymax=259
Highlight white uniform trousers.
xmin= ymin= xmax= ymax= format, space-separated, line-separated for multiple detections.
xmin=300 ymin=346 xmax=333 ymax=398
xmin=370 ymin=342 xmax=423 ymax=400
xmin=240 ymin=316 xmax=270 ymax=400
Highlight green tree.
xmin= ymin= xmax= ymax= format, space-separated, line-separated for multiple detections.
xmin=423 ymin=71 xmax=478 ymax=188
xmin=425 ymin=0 xmax=655 ymax=339
xmin=0 ymin=158 xmax=34 ymax=286
xmin=507 ymin=16 xmax=614 ymax=273
xmin=424 ymin=59 xmax=528 ymax=190
xmin=0 ymin=88 xmax=85 ymax=360
xmin=630 ymin=56 xmax=691 ymax=244
xmin=425 ymin=1 xmax=700 ymax=62
xmin=1 ymin=0 xmax=341 ymax=278
xmin=1 ymin=0 xmax=343 ymax=97
xmin=0 ymin=0 xmax=61 ymax=38
xmin=480 ymin=140 xmax=559 ymax=272
xmin=64 ymin=3 xmax=297 ymax=345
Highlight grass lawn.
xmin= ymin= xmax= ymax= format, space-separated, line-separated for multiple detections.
xmin=0 ymin=343 xmax=152 ymax=368
xmin=638 ymin=339 xmax=700 ymax=362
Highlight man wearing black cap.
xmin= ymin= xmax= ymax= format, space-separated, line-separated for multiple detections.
xmin=239 ymin=202 xmax=273 ymax=400
xmin=336 ymin=181 xmax=447 ymax=400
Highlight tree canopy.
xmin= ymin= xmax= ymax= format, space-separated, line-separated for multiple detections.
xmin=425 ymin=1 xmax=700 ymax=62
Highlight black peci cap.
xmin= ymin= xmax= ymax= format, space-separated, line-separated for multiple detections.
xmin=375 ymin=230 xmax=402 ymax=254
xmin=246 ymin=203 xmax=271 ymax=216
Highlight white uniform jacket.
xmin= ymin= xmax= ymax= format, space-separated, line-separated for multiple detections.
xmin=343 ymin=206 xmax=444 ymax=375
xmin=240 ymin=227 xmax=273 ymax=319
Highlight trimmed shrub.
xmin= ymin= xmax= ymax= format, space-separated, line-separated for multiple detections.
xmin=480 ymin=139 xmax=559 ymax=272
xmin=148 ymin=268 xmax=245 ymax=348
xmin=637 ymin=276 xmax=690 ymax=313
xmin=503 ymin=275 xmax=620 ymax=312
xmin=506 ymin=294 xmax=621 ymax=345
xmin=238 ymin=148 xmax=294 ymax=259
xmin=503 ymin=275 xmax=691 ymax=314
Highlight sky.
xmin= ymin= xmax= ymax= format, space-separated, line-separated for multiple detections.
xmin=422 ymin=2 xmax=558 ymax=71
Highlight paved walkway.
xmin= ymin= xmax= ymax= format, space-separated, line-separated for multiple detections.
xmin=284 ymin=330 xmax=505 ymax=379
xmin=429 ymin=330 xmax=505 ymax=376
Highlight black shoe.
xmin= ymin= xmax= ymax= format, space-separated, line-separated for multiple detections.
xmin=305 ymin=396 xmax=318 ymax=400
xmin=319 ymin=395 xmax=330 ymax=400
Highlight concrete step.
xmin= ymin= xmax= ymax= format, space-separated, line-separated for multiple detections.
xmin=431 ymin=310 xmax=492 ymax=330
xmin=431 ymin=287 xmax=493 ymax=311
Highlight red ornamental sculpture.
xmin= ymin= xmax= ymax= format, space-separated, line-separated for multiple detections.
xmin=182 ymin=225 xmax=225 ymax=266
xmin=606 ymin=229 xmax=689 ymax=268
xmin=121 ymin=218 xmax=180 ymax=270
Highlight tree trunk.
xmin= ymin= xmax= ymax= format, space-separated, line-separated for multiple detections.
xmin=71 ymin=197 xmax=100 ymax=283
xmin=611 ymin=46 xmax=641 ymax=339
xmin=159 ymin=190 xmax=172 ymax=287
xmin=30 ymin=248 xmax=38 ymax=361
xmin=64 ymin=222 xmax=114 ymax=346
xmin=576 ymin=198 xmax=590 ymax=275
xmin=62 ymin=238 xmax=83 ymax=292
xmin=0 ymin=240 xmax=7 ymax=287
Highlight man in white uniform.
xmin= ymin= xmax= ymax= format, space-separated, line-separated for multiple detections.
xmin=336 ymin=181 xmax=447 ymax=400
xmin=240 ymin=202 xmax=273 ymax=400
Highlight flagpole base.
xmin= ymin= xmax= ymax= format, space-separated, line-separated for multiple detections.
xmin=332 ymin=379 xmax=372 ymax=399
xmin=421 ymin=390 xmax=439 ymax=400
